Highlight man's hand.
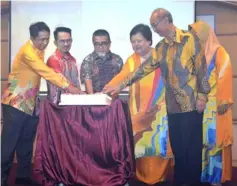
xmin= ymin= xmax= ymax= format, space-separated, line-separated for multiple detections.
xmin=67 ymin=85 xmax=86 ymax=94
xmin=134 ymin=105 xmax=161 ymax=131
xmin=196 ymin=99 xmax=206 ymax=113
xmin=103 ymin=85 xmax=121 ymax=96
xmin=217 ymin=104 xmax=229 ymax=115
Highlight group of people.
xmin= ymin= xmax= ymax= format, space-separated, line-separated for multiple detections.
xmin=1 ymin=7 xmax=233 ymax=186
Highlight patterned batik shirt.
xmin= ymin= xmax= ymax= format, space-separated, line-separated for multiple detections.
xmin=80 ymin=51 xmax=123 ymax=92
xmin=121 ymin=28 xmax=211 ymax=114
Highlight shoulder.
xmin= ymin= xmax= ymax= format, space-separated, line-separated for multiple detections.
xmin=68 ymin=52 xmax=77 ymax=63
xmin=179 ymin=30 xmax=195 ymax=45
xmin=111 ymin=53 xmax=123 ymax=63
xmin=82 ymin=53 xmax=94 ymax=63
xmin=81 ymin=53 xmax=94 ymax=70
xmin=47 ymin=52 xmax=58 ymax=65
xmin=216 ymin=46 xmax=229 ymax=59
xmin=155 ymin=39 xmax=165 ymax=51
xmin=22 ymin=41 xmax=37 ymax=56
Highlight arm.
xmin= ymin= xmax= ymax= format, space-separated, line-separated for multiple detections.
xmin=73 ymin=62 xmax=81 ymax=88
xmin=119 ymin=54 xmax=160 ymax=90
xmin=114 ymin=55 xmax=124 ymax=75
xmin=103 ymin=48 xmax=160 ymax=95
xmin=216 ymin=47 xmax=233 ymax=113
xmin=46 ymin=57 xmax=62 ymax=104
xmin=190 ymin=33 xmax=211 ymax=102
xmin=23 ymin=47 xmax=69 ymax=89
xmin=80 ymin=60 xmax=94 ymax=94
xmin=23 ymin=47 xmax=82 ymax=94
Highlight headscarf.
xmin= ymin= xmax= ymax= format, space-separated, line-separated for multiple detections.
xmin=189 ymin=20 xmax=221 ymax=66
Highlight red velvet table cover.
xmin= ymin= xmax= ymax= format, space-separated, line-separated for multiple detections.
xmin=34 ymin=99 xmax=135 ymax=186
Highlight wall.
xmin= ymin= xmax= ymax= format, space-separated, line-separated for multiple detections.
xmin=1 ymin=2 xmax=9 ymax=95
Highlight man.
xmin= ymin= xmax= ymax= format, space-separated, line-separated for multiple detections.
xmin=1 ymin=22 xmax=83 ymax=186
xmin=47 ymin=27 xmax=81 ymax=104
xmin=80 ymin=29 xmax=123 ymax=93
xmin=104 ymin=8 xmax=210 ymax=186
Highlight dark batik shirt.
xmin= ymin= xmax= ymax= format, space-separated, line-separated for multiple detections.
xmin=121 ymin=28 xmax=210 ymax=114
xmin=80 ymin=51 xmax=123 ymax=92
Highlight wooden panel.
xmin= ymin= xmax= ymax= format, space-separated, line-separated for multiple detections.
xmin=196 ymin=1 xmax=237 ymax=34
xmin=0 ymin=1 xmax=9 ymax=8
xmin=1 ymin=42 xmax=9 ymax=78
xmin=1 ymin=80 xmax=8 ymax=95
xmin=0 ymin=13 xmax=9 ymax=40
xmin=217 ymin=35 xmax=237 ymax=76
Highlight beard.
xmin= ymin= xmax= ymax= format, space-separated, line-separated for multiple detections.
xmin=96 ymin=52 xmax=106 ymax=57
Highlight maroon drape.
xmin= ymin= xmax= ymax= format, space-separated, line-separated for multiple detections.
xmin=34 ymin=99 xmax=135 ymax=186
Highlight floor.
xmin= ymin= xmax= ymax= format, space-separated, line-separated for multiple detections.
xmin=6 ymin=164 xmax=237 ymax=186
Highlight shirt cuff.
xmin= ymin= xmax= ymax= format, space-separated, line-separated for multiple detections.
xmin=217 ymin=99 xmax=233 ymax=107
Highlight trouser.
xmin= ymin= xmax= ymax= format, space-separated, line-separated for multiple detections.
xmin=168 ymin=111 xmax=203 ymax=185
xmin=1 ymin=104 xmax=39 ymax=180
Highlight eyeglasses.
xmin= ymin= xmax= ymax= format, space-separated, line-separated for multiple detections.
xmin=57 ymin=39 xmax=72 ymax=45
xmin=93 ymin=41 xmax=110 ymax=47
xmin=151 ymin=17 xmax=165 ymax=29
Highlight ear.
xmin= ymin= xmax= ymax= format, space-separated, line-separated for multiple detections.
xmin=164 ymin=17 xmax=169 ymax=24
xmin=54 ymin=40 xmax=57 ymax=47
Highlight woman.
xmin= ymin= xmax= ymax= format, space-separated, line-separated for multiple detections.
xmin=189 ymin=21 xmax=233 ymax=185
xmin=105 ymin=24 xmax=173 ymax=185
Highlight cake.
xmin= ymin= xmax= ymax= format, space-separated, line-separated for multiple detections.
xmin=59 ymin=93 xmax=112 ymax=105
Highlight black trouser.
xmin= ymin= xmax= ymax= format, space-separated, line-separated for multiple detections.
xmin=168 ymin=111 xmax=203 ymax=185
xmin=1 ymin=104 xmax=39 ymax=180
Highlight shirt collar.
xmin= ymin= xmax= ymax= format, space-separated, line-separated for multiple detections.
xmin=55 ymin=49 xmax=72 ymax=60
xmin=164 ymin=27 xmax=182 ymax=44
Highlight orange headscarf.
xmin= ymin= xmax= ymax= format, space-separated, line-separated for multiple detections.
xmin=189 ymin=20 xmax=221 ymax=67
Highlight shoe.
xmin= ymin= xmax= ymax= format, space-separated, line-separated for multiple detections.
xmin=15 ymin=177 xmax=40 ymax=185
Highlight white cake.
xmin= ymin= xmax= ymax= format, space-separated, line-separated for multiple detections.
xmin=59 ymin=93 xmax=112 ymax=106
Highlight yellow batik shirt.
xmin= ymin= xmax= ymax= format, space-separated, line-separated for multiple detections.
xmin=2 ymin=41 xmax=70 ymax=115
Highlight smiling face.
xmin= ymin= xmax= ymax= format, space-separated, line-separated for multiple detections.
xmin=130 ymin=32 xmax=151 ymax=56
xmin=54 ymin=32 xmax=72 ymax=54
xmin=31 ymin=30 xmax=50 ymax=51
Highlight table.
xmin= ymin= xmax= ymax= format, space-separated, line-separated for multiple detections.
xmin=34 ymin=99 xmax=135 ymax=186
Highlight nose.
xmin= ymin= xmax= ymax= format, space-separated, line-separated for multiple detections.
xmin=43 ymin=39 xmax=48 ymax=45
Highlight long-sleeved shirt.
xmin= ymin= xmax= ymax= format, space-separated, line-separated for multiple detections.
xmin=1 ymin=41 xmax=70 ymax=115
xmin=47 ymin=49 xmax=80 ymax=104
xmin=120 ymin=28 xmax=211 ymax=114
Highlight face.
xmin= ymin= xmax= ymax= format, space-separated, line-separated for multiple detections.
xmin=93 ymin=36 xmax=111 ymax=57
xmin=150 ymin=14 xmax=169 ymax=37
xmin=130 ymin=33 xmax=151 ymax=56
xmin=31 ymin=30 xmax=50 ymax=51
xmin=54 ymin=32 xmax=72 ymax=53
